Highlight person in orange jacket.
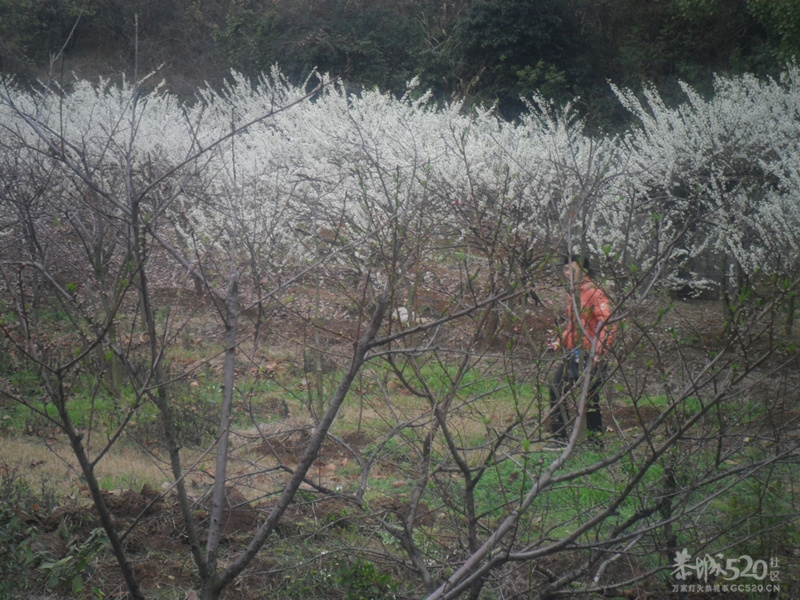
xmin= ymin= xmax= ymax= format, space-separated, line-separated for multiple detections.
xmin=547 ymin=254 xmax=615 ymax=445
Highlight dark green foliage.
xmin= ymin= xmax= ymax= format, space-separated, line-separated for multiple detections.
xmin=213 ymin=0 xmax=423 ymax=95
xmin=118 ymin=0 xmax=430 ymax=96
xmin=449 ymin=0 xmax=580 ymax=114
xmin=0 ymin=0 xmax=99 ymax=70
xmin=747 ymin=0 xmax=800 ymax=61
xmin=1 ymin=0 xmax=794 ymax=127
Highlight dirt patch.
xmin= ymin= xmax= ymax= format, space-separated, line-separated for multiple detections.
xmin=132 ymin=557 xmax=193 ymax=589
xmin=101 ymin=484 xmax=163 ymax=520
xmin=30 ymin=530 xmax=69 ymax=560
xmin=372 ymin=497 xmax=436 ymax=528
xmin=252 ymin=420 xmax=373 ymax=465
xmin=201 ymin=486 xmax=259 ymax=537
xmin=252 ymin=418 xmax=316 ymax=464
xmin=43 ymin=504 xmax=100 ymax=534
xmin=339 ymin=430 xmax=371 ymax=454
xmin=612 ymin=405 xmax=662 ymax=430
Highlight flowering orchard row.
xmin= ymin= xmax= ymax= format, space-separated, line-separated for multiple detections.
xmin=2 ymin=66 xmax=800 ymax=290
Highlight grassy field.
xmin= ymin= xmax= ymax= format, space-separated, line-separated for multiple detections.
xmin=1 ymin=290 xmax=798 ymax=600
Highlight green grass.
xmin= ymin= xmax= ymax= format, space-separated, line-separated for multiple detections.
xmin=2 ymin=324 xmax=796 ymax=598
xmin=2 ymin=385 xmax=155 ymax=433
xmin=1 ymin=369 xmax=296 ymax=444
xmin=632 ymin=394 xmax=702 ymax=412
xmin=391 ymin=362 xmax=537 ymax=402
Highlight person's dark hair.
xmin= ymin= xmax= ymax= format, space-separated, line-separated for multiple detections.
xmin=563 ymin=254 xmax=594 ymax=277
xmin=563 ymin=254 xmax=589 ymax=269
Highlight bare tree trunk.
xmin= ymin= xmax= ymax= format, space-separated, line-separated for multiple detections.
xmin=62 ymin=405 xmax=146 ymax=600
xmin=132 ymin=203 xmax=209 ymax=582
xmin=204 ymin=266 xmax=240 ymax=577
xmin=314 ymin=271 xmax=325 ymax=420
xmin=201 ymin=291 xmax=389 ymax=599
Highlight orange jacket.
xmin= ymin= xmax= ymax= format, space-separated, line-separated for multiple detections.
xmin=560 ymin=278 xmax=615 ymax=355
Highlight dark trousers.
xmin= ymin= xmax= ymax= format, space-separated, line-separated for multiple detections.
xmin=549 ymin=356 xmax=607 ymax=438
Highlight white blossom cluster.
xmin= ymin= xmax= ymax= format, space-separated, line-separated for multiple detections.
xmin=2 ymin=65 xmax=800 ymax=292
xmin=613 ymin=68 xmax=800 ymax=288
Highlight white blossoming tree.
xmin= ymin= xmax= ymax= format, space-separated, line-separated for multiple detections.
xmin=612 ymin=69 xmax=800 ymax=301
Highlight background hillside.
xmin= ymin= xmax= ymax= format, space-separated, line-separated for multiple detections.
xmin=2 ymin=0 xmax=798 ymax=128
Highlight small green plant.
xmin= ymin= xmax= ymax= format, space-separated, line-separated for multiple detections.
xmin=0 ymin=465 xmax=52 ymax=599
xmin=335 ymin=558 xmax=398 ymax=600
xmin=40 ymin=527 xmax=109 ymax=595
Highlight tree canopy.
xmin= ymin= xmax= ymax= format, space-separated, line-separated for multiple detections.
xmin=2 ymin=0 xmax=799 ymax=127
